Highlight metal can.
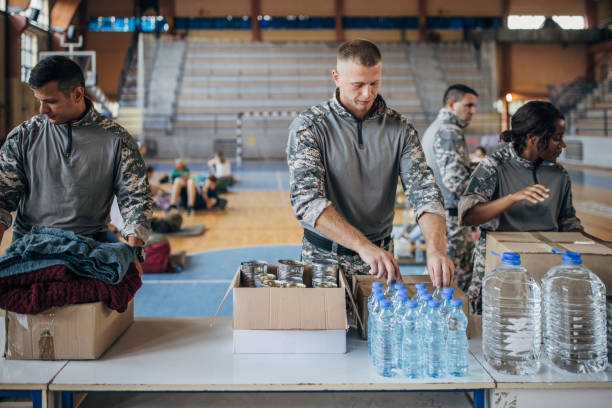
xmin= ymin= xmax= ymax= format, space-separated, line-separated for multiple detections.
xmin=261 ymin=280 xmax=284 ymax=288
xmin=255 ymin=273 xmax=276 ymax=288
xmin=284 ymin=282 xmax=307 ymax=288
xmin=315 ymin=281 xmax=338 ymax=288
xmin=240 ymin=260 xmax=268 ymax=287
xmin=277 ymin=259 xmax=305 ymax=284
xmin=311 ymin=258 xmax=339 ymax=286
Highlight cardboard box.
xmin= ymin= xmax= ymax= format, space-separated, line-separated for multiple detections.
xmin=352 ymin=274 xmax=471 ymax=340
xmin=1 ymin=300 xmax=134 ymax=360
xmin=485 ymin=232 xmax=612 ymax=294
xmin=226 ymin=265 xmax=356 ymax=354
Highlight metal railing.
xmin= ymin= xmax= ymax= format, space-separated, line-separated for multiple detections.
xmin=569 ymin=108 xmax=609 ymax=137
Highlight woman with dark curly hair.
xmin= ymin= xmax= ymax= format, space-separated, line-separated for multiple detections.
xmin=458 ymin=101 xmax=583 ymax=314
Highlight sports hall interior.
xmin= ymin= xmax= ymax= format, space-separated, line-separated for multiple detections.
xmin=0 ymin=1 xmax=612 ymax=405
xmin=1 ymin=0 xmax=611 ymax=316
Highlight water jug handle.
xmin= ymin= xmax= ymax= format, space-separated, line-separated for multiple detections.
xmin=551 ymin=248 xmax=566 ymax=255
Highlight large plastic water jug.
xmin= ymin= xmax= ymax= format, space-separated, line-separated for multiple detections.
xmin=482 ymin=252 xmax=541 ymax=375
xmin=542 ymin=250 xmax=607 ymax=373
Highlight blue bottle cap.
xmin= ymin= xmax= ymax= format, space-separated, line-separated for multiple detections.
xmin=390 ymin=279 xmax=396 ymax=285
xmin=375 ymin=292 xmax=385 ymax=301
xmin=562 ymin=251 xmax=583 ymax=265
xmin=395 ymin=282 xmax=405 ymax=289
xmin=441 ymin=293 xmax=452 ymax=300
xmin=501 ymin=252 xmax=521 ymax=265
xmin=422 ymin=294 xmax=433 ymax=301
xmin=380 ymin=299 xmax=391 ymax=308
xmin=407 ymin=300 xmax=418 ymax=308
xmin=451 ymin=299 xmax=462 ymax=307
xmin=415 ymin=283 xmax=426 ymax=289
xmin=417 ymin=287 xmax=429 ymax=294
xmin=372 ymin=281 xmax=383 ymax=288
xmin=442 ymin=287 xmax=454 ymax=295
xmin=398 ymin=293 xmax=408 ymax=301
xmin=428 ymin=299 xmax=440 ymax=308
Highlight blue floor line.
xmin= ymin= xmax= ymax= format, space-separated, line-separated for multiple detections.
xmin=567 ymin=170 xmax=612 ymax=191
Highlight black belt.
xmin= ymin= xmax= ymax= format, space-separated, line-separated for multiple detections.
xmin=446 ymin=208 xmax=458 ymax=217
xmin=303 ymin=229 xmax=391 ymax=257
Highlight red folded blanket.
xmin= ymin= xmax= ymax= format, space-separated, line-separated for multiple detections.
xmin=0 ymin=264 xmax=141 ymax=314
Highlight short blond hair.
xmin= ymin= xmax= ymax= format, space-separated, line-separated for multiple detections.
xmin=174 ymin=158 xmax=187 ymax=169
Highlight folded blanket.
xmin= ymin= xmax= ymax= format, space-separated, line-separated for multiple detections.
xmin=0 ymin=227 xmax=135 ymax=285
xmin=0 ymin=264 xmax=141 ymax=314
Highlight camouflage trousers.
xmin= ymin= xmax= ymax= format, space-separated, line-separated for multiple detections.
xmin=446 ymin=211 xmax=474 ymax=293
xmin=300 ymin=236 xmax=394 ymax=284
xmin=466 ymin=233 xmax=487 ymax=315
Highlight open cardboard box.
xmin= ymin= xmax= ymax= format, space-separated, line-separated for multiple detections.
xmin=485 ymin=232 xmax=612 ymax=294
xmin=223 ymin=264 xmax=359 ymax=354
xmin=352 ymin=274 xmax=471 ymax=339
xmin=1 ymin=300 xmax=133 ymax=360
xmin=465 ymin=231 xmax=612 ymax=339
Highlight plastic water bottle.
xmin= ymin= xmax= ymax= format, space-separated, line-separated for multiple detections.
xmin=542 ymin=250 xmax=607 ymax=373
xmin=446 ymin=299 xmax=469 ymax=377
xmin=412 ymin=286 xmax=428 ymax=302
xmin=374 ymin=299 xmax=395 ymax=377
xmin=392 ymin=293 xmax=409 ymax=369
xmin=440 ymin=292 xmax=453 ymax=339
xmin=482 ymin=252 xmax=541 ymax=375
xmin=425 ymin=299 xmax=446 ymax=378
xmin=432 ymin=286 xmax=443 ymax=300
xmin=368 ymin=292 xmax=386 ymax=361
xmin=401 ymin=300 xmax=423 ymax=378
xmin=414 ymin=282 xmax=426 ymax=293
xmin=416 ymin=294 xmax=433 ymax=344
xmin=384 ymin=279 xmax=397 ymax=299
xmin=442 ymin=287 xmax=454 ymax=297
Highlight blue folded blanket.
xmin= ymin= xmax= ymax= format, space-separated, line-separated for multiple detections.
xmin=0 ymin=227 xmax=135 ymax=285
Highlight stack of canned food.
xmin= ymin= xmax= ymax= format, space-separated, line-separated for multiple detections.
xmin=239 ymin=259 xmax=339 ymax=288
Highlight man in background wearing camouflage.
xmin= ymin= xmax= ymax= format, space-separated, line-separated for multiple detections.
xmin=287 ymin=40 xmax=454 ymax=287
xmin=421 ymin=84 xmax=478 ymax=291
xmin=0 ymin=56 xmax=152 ymax=271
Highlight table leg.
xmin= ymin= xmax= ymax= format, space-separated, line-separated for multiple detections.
xmin=61 ymin=391 xmax=73 ymax=408
xmin=473 ymin=389 xmax=485 ymax=408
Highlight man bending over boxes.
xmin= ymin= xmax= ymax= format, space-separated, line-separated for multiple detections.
xmin=0 ymin=56 xmax=152 ymax=270
xmin=287 ymin=40 xmax=454 ymax=287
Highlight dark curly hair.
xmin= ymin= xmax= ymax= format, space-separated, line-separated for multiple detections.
xmin=500 ymin=101 xmax=564 ymax=155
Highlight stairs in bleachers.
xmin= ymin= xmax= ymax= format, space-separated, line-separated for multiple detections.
xmin=569 ymin=75 xmax=612 ymax=137
xmin=118 ymin=36 xmax=498 ymax=159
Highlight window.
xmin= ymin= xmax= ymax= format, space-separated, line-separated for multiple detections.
xmin=507 ymin=15 xmax=545 ymax=30
xmin=21 ymin=32 xmax=38 ymax=83
xmin=552 ymin=16 xmax=585 ymax=30
xmin=88 ymin=16 xmax=169 ymax=32
xmin=0 ymin=0 xmax=6 ymax=12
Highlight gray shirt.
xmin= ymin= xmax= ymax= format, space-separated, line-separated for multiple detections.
xmin=0 ymin=100 xmax=153 ymax=242
xmin=287 ymin=92 xmax=444 ymax=242
xmin=458 ymin=144 xmax=582 ymax=233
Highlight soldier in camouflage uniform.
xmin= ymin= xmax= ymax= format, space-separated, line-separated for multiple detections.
xmin=287 ymin=40 xmax=454 ymax=287
xmin=0 ymin=56 xmax=152 ymax=267
xmin=421 ymin=85 xmax=478 ymax=292
xmin=458 ymin=101 xmax=582 ymax=314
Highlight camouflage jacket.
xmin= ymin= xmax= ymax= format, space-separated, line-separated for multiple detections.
xmin=0 ymin=100 xmax=153 ymax=242
xmin=421 ymin=108 xmax=471 ymax=209
xmin=458 ymin=144 xmax=582 ymax=233
xmin=287 ymin=91 xmax=444 ymax=242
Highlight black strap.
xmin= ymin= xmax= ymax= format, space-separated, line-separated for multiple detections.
xmin=303 ymin=229 xmax=390 ymax=257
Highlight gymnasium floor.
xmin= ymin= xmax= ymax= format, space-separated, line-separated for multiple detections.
xmin=134 ymin=160 xmax=612 ymax=318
